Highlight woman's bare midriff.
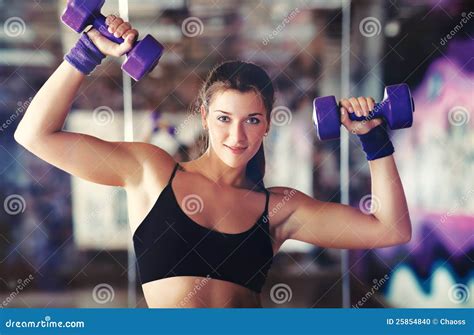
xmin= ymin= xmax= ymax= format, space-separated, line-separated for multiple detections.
xmin=141 ymin=276 xmax=263 ymax=308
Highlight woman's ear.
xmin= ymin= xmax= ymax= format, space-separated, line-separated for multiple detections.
xmin=200 ymin=105 xmax=208 ymax=130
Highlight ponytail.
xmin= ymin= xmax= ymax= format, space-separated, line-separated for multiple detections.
xmin=246 ymin=143 xmax=266 ymax=191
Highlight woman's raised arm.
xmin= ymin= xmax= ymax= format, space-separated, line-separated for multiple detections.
xmin=270 ymin=96 xmax=412 ymax=249
xmin=14 ymin=16 xmax=173 ymax=188
xmin=273 ymin=155 xmax=411 ymax=249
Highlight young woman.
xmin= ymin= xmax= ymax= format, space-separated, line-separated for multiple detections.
xmin=14 ymin=15 xmax=412 ymax=308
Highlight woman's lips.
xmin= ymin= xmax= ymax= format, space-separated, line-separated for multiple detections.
xmin=225 ymin=145 xmax=247 ymax=154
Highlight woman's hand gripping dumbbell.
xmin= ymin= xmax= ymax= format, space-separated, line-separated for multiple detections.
xmin=312 ymin=84 xmax=416 ymax=160
xmin=62 ymin=0 xmax=164 ymax=81
xmin=87 ymin=15 xmax=139 ymax=58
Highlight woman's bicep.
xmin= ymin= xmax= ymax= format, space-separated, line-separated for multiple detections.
xmin=17 ymin=131 xmax=169 ymax=188
xmin=282 ymin=190 xmax=408 ymax=249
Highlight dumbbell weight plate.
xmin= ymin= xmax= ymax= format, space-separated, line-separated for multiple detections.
xmin=383 ymin=84 xmax=414 ymax=129
xmin=122 ymin=35 xmax=164 ymax=81
xmin=313 ymin=96 xmax=341 ymax=141
xmin=61 ymin=0 xmax=105 ymax=33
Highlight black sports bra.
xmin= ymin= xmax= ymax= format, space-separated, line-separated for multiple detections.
xmin=133 ymin=163 xmax=274 ymax=293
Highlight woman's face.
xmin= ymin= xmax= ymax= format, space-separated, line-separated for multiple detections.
xmin=202 ymin=89 xmax=269 ymax=168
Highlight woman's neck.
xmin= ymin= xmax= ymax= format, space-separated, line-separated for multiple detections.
xmin=182 ymin=151 xmax=251 ymax=189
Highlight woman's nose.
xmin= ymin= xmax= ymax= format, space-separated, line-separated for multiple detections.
xmin=229 ymin=123 xmax=247 ymax=142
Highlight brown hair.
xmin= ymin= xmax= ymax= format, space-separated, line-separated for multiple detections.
xmin=191 ymin=60 xmax=275 ymax=191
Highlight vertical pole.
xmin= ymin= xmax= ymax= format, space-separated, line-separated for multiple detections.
xmin=118 ymin=0 xmax=136 ymax=308
xmin=340 ymin=0 xmax=351 ymax=309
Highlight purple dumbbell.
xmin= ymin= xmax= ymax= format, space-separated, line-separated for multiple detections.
xmin=61 ymin=0 xmax=164 ymax=81
xmin=313 ymin=83 xmax=415 ymax=140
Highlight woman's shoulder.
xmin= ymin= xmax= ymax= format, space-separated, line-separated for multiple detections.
xmin=132 ymin=142 xmax=176 ymax=166
xmin=266 ymin=186 xmax=303 ymax=210
xmin=127 ymin=142 xmax=177 ymax=190
xmin=265 ymin=186 xmax=304 ymax=227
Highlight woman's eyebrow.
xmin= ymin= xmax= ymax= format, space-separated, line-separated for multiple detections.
xmin=213 ymin=109 xmax=263 ymax=116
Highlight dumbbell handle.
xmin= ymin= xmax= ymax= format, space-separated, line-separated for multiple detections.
xmin=345 ymin=101 xmax=386 ymax=122
xmin=91 ymin=14 xmax=137 ymax=49
xmin=343 ymin=96 xmax=415 ymax=122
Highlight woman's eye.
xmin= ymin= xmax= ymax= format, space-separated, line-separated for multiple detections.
xmin=217 ymin=116 xmax=229 ymax=122
xmin=217 ymin=116 xmax=260 ymax=124
xmin=247 ymin=117 xmax=260 ymax=124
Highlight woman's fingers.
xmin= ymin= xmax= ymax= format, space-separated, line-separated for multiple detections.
xmin=348 ymin=97 xmax=362 ymax=117
xmin=370 ymin=118 xmax=383 ymax=128
xmin=338 ymin=96 xmax=382 ymax=134
xmin=116 ymin=29 xmax=138 ymax=56
xmin=357 ymin=97 xmax=369 ymax=117
xmin=339 ymin=99 xmax=353 ymax=113
xmin=340 ymin=96 xmax=377 ymax=118
xmin=114 ymin=22 xmax=132 ymax=38
xmin=106 ymin=15 xmax=124 ymax=34
xmin=339 ymin=99 xmax=354 ymax=128
xmin=366 ymin=97 xmax=376 ymax=111
xmin=122 ymin=29 xmax=138 ymax=42
xmin=99 ymin=15 xmax=138 ymax=56
xmin=105 ymin=15 xmax=115 ymax=25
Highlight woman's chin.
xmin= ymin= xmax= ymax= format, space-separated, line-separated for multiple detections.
xmin=216 ymin=146 xmax=258 ymax=168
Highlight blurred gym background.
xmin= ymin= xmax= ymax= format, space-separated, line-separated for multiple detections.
xmin=0 ymin=0 xmax=472 ymax=308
